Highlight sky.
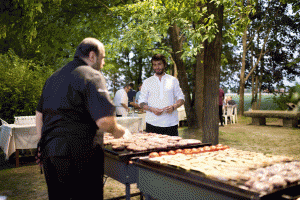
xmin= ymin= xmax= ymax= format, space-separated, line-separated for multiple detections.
xmin=283 ymin=76 xmax=300 ymax=87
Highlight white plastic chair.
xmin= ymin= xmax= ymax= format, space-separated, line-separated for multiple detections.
xmin=0 ymin=118 xmax=8 ymax=125
xmin=223 ymin=106 xmax=234 ymax=125
xmin=233 ymin=105 xmax=238 ymax=123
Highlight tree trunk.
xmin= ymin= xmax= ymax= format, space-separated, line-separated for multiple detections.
xmin=168 ymin=24 xmax=196 ymax=127
xmin=258 ymin=81 xmax=262 ymax=109
xmin=251 ymin=73 xmax=255 ymax=109
xmin=254 ymin=75 xmax=259 ymax=110
xmin=239 ymin=27 xmax=247 ymax=115
xmin=195 ymin=49 xmax=204 ymax=129
xmin=202 ymin=2 xmax=223 ymax=145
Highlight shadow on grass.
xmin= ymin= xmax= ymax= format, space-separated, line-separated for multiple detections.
xmin=178 ymin=127 xmax=203 ymax=140
xmin=0 ymin=149 xmax=37 ymax=171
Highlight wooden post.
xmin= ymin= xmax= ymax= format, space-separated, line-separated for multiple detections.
xmin=15 ymin=149 xmax=20 ymax=167
xmin=282 ymin=119 xmax=298 ymax=128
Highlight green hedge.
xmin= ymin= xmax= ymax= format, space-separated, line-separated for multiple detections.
xmin=0 ymin=50 xmax=53 ymax=123
xmin=272 ymin=84 xmax=300 ymax=111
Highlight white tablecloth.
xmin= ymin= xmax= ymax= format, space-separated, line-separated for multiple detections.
xmin=116 ymin=116 xmax=144 ymax=133
xmin=0 ymin=117 xmax=144 ymax=159
xmin=136 ymin=113 xmax=146 ymax=130
xmin=177 ymin=106 xmax=186 ymax=121
xmin=0 ymin=124 xmax=38 ymax=159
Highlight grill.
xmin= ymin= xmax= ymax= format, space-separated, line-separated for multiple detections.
xmin=103 ymin=143 xmax=210 ymax=200
xmin=132 ymin=158 xmax=300 ymax=200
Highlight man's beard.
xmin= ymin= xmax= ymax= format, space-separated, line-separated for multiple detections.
xmin=92 ymin=58 xmax=101 ymax=71
xmin=155 ymin=69 xmax=164 ymax=75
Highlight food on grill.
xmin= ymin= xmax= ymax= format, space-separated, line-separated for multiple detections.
xmin=167 ymin=150 xmax=176 ymax=155
xmin=203 ymin=146 xmax=211 ymax=152
xmin=159 ymin=152 xmax=168 ymax=156
xmin=103 ymin=132 xmax=202 ymax=152
xmin=242 ymin=161 xmax=300 ymax=193
xmin=147 ymin=147 xmax=298 ymax=194
xmin=183 ymin=149 xmax=192 ymax=154
xmin=191 ymin=148 xmax=199 ymax=154
xmin=149 ymin=145 xmax=226 ymax=157
xmin=175 ymin=149 xmax=183 ymax=153
xmin=149 ymin=152 xmax=160 ymax=158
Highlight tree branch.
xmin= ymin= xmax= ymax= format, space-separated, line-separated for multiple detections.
xmin=245 ymin=1 xmax=280 ymax=50
xmin=245 ymin=28 xmax=271 ymax=81
xmin=96 ymin=0 xmax=111 ymax=11
xmin=245 ymin=2 xmax=282 ymax=81
xmin=146 ymin=47 xmax=173 ymax=54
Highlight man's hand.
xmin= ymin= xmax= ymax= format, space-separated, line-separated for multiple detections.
xmin=150 ymin=107 xmax=165 ymax=116
xmin=35 ymin=147 xmax=43 ymax=167
xmin=164 ymin=105 xmax=175 ymax=114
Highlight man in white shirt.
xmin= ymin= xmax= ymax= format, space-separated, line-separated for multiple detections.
xmin=139 ymin=54 xmax=185 ymax=136
xmin=113 ymin=83 xmax=132 ymax=117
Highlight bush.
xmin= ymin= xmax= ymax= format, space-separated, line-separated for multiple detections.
xmin=0 ymin=50 xmax=53 ymax=123
xmin=272 ymin=84 xmax=300 ymax=111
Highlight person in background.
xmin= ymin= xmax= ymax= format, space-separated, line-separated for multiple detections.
xmin=226 ymin=96 xmax=236 ymax=106
xmin=135 ymin=83 xmax=143 ymax=104
xmin=219 ymin=88 xmax=225 ymax=126
xmin=224 ymin=95 xmax=237 ymax=115
xmin=113 ymin=83 xmax=132 ymax=117
xmin=127 ymin=82 xmax=136 ymax=108
xmin=35 ymin=37 xmax=131 ymax=200
xmin=139 ymin=54 xmax=185 ymax=136
xmin=129 ymin=83 xmax=143 ymax=111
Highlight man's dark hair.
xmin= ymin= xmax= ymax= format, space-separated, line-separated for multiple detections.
xmin=129 ymin=82 xmax=134 ymax=88
xmin=151 ymin=54 xmax=167 ymax=67
xmin=74 ymin=38 xmax=100 ymax=58
xmin=124 ymin=83 xmax=133 ymax=89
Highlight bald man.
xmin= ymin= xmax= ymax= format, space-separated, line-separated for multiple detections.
xmin=36 ymin=38 xmax=131 ymax=199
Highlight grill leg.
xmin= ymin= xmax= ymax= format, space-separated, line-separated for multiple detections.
xmin=103 ymin=175 xmax=109 ymax=185
xmin=126 ymin=183 xmax=130 ymax=200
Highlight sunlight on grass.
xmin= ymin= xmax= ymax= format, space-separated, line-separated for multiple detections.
xmin=179 ymin=115 xmax=300 ymax=160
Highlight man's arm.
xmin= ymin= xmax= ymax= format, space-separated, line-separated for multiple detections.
xmin=164 ymin=78 xmax=185 ymax=113
xmin=121 ymin=103 xmax=130 ymax=111
xmin=164 ymin=99 xmax=185 ymax=114
xmin=140 ymin=102 xmax=164 ymax=115
xmin=96 ymin=116 xmax=126 ymax=139
xmin=36 ymin=111 xmax=43 ymax=139
xmin=35 ymin=111 xmax=43 ymax=166
xmin=173 ymin=99 xmax=185 ymax=110
xmin=140 ymin=102 xmax=151 ymax=111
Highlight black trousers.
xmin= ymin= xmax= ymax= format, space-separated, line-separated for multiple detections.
xmin=43 ymin=145 xmax=104 ymax=200
xmin=219 ymin=105 xmax=223 ymax=125
xmin=146 ymin=123 xmax=179 ymax=136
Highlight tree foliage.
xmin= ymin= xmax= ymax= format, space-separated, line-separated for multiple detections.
xmin=272 ymin=84 xmax=300 ymax=111
xmin=0 ymin=50 xmax=53 ymax=123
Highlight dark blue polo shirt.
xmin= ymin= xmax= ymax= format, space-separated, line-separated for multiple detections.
xmin=36 ymin=58 xmax=115 ymax=157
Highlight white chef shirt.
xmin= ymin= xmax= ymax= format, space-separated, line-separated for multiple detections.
xmin=138 ymin=74 xmax=185 ymax=127
xmin=113 ymin=88 xmax=128 ymax=117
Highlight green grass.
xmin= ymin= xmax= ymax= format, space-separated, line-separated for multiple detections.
xmin=0 ymin=165 xmax=47 ymax=200
xmin=178 ymin=116 xmax=300 ymax=160
xmin=1 ymin=115 xmax=299 ymax=199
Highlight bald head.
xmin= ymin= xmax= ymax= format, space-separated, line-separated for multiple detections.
xmin=74 ymin=38 xmax=105 ymax=70
xmin=74 ymin=38 xmax=104 ymax=59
